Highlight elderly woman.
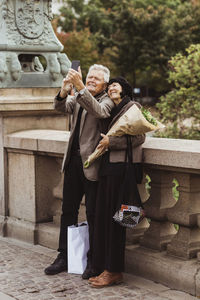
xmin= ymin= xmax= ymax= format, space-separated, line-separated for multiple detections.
xmin=89 ymin=77 xmax=145 ymax=288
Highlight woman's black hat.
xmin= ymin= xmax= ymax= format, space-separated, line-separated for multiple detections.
xmin=108 ymin=76 xmax=133 ymax=99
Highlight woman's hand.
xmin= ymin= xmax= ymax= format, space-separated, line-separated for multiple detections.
xmin=60 ymin=77 xmax=73 ymax=98
xmin=97 ymin=134 xmax=109 ymax=152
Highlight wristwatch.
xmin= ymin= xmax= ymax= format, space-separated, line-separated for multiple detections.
xmin=79 ymin=87 xmax=87 ymax=95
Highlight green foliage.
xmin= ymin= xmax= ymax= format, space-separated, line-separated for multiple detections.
xmin=172 ymin=178 xmax=179 ymax=231
xmin=141 ymin=107 xmax=158 ymax=125
xmin=55 ymin=0 xmax=200 ymax=94
xmin=172 ymin=178 xmax=179 ymax=201
xmin=156 ymin=44 xmax=200 ymax=139
xmin=145 ymin=174 xmax=151 ymax=195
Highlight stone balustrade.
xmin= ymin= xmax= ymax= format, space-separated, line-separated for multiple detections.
xmin=127 ymin=137 xmax=200 ymax=296
xmin=1 ymin=130 xmax=200 ymax=295
xmin=141 ymin=138 xmax=200 ymax=258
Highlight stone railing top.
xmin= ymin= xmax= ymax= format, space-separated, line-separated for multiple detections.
xmin=143 ymin=137 xmax=200 ymax=171
xmin=4 ymin=131 xmax=200 ymax=171
xmin=143 ymin=137 xmax=200 ymax=153
xmin=4 ymin=129 xmax=69 ymax=155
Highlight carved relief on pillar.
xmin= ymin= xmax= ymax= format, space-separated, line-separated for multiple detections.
xmin=15 ymin=0 xmax=45 ymax=39
xmin=0 ymin=53 xmax=8 ymax=82
xmin=0 ymin=0 xmax=71 ymax=87
xmin=1 ymin=0 xmax=8 ymax=19
xmin=9 ymin=52 xmax=22 ymax=81
xmin=47 ymin=0 xmax=53 ymax=20
xmin=2 ymin=0 xmax=62 ymax=50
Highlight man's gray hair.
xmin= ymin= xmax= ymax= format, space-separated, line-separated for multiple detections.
xmin=87 ymin=64 xmax=110 ymax=83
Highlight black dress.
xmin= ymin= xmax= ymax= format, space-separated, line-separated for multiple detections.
xmin=92 ymin=97 xmax=142 ymax=273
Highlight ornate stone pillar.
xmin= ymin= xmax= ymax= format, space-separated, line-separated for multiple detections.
xmin=0 ymin=0 xmax=71 ymax=88
xmin=0 ymin=1 xmax=70 ymax=243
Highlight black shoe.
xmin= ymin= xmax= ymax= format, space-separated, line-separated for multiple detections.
xmin=82 ymin=266 xmax=101 ymax=280
xmin=44 ymin=253 xmax=67 ymax=275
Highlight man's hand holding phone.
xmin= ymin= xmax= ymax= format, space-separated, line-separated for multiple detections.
xmin=60 ymin=60 xmax=84 ymax=97
xmin=67 ymin=60 xmax=84 ymax=92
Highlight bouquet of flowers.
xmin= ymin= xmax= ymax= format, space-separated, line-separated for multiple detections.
xmin=84 ymin=104 xmax=165 ymax=168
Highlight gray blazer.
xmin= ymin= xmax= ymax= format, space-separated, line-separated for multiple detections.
xmin=54 ymin=89 xmax=114 ymax=181
xmin=108 ymin=101 xmax=145 ymax=163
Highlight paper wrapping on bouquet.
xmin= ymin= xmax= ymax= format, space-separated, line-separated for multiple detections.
xmin=84 ymin=104 xmax=165 ymax=168
xmin=67 ymin=222 xmax=89 ymax=274
xmin=107 ymin=104 xmax=164 ymax=136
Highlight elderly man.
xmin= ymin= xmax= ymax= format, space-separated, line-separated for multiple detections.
xmin=44 ymin=64 xmax=114 ymax=279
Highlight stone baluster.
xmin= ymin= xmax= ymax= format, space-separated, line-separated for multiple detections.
xmin=126 ymin=173 xmax=150 ymax=245
xmin=140 ymin=167 xmax=177 ymax=251
xmin=167 ymin=172 xmax=200 ymax=259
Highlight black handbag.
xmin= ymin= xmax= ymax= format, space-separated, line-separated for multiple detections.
xmin=113 ymin=136 xmax=145 ymax=228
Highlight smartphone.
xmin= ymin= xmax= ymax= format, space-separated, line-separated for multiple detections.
xmin=71 ymin=60 xmax=80 ymax=71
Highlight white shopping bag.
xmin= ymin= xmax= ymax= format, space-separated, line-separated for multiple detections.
xmin=67 ymin=222 xmax=89 ymax=274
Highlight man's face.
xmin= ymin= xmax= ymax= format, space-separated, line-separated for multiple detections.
xmin=86 ymin=70 xmax=107 ymax=96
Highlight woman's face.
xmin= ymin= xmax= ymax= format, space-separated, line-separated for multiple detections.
xmin=107 ymin=82 xmax=122 ymax=104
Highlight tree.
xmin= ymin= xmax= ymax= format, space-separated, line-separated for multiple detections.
xmin=156 ymin=44 xmax=200 ymax=139
xmin=55 ymin=28 xmax=99 ymax=79
xmin=55 ymin=0 xmax=200 ymax=93
xmin=105 ymin=0 xmax=200 ymax=89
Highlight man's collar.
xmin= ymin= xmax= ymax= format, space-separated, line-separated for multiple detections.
xmin=94 ymin=90 xmax=107 ymax=99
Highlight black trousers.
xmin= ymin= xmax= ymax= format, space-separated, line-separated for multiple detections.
xmin=92 ymin=173 xmax=126 ymax=273
xmin=58 ymin=154 xmax=98 ymax=265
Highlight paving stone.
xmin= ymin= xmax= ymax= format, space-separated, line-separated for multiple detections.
xmin=0 ymin=237 xmax=198 ymax=300
xmin=160 ymin=290 xmax=199 ymax=300
xmin=142 ymin=294 xmax=170 ymax=300
xmin=53 ymin=298 xmax=71 ymax=300
xmin=0 ymin=292 xmax=16 ymax=300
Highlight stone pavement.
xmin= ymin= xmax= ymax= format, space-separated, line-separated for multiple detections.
xmin=0 ymin=237 xmax=199 ymax=300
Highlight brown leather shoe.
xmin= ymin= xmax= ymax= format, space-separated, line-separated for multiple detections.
xmin=88 ymin=276 xmax=98 ymax=283
xmin=90 ymin=270 xmax=123 ymax=288
xmin=88 ymin=270 xmax=107 ymax=283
